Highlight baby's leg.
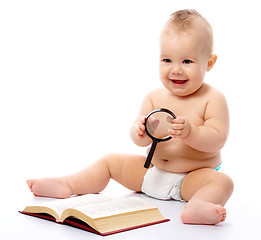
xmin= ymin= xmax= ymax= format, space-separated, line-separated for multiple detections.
xmin=180 ymin=168 xmax=234 ymax=225
xmin=27 ymin=153 xmax=147 ymax=198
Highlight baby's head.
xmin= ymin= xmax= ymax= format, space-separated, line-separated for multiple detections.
xmin=166 ymin=9 xmax=214 ymax=57
xmin=159 ymin=10 xmax=217 ymax=96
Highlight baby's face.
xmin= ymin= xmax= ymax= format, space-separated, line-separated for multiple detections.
xmin=159 ymin=28 xmax=212 ymax=97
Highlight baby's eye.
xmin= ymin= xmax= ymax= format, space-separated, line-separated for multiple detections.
xmin=162 ymin=58 xmax=172 ymax=63
xmin=183 ymin=59 xmax=193 ymax=64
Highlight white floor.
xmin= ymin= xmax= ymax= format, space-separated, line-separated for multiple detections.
xmin=2 ymin=180 xmax=261 ymax=240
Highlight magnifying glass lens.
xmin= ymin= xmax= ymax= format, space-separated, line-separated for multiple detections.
xmin=145 ymin=111 xmax=174 ymax=140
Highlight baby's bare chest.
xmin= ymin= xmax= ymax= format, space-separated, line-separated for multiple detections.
xmin=153 ymin=96 xmax=207 ymax=126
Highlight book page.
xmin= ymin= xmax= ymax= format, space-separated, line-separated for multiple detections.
xmin=42 ymin=194 xmax=115 ymax=217
xmin=74 ymin=197 xmax=156 ymax=219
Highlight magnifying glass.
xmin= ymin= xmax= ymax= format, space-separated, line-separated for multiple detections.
xmin=144 ymin=108 xmax=176 ymax=168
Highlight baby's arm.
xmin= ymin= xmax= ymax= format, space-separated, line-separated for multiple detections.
xmin=169 ymin=91 xmax=229 ymax=153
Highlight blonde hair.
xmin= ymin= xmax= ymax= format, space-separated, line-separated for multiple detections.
xmin=166 ymin=9 xmax=214 ymax=55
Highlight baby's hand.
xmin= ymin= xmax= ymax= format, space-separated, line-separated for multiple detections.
xmin=169 ymin=116 xmax=191 ymax=139
xmin=137 ymin=116 xmax=147 ymax=136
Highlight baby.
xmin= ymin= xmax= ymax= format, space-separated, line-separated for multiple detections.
xmin=27 ymin=9 xmax=234 ymax=225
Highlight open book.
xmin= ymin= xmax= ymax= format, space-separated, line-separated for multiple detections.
xmin=20 ymin=194 xmax=169 ymax=236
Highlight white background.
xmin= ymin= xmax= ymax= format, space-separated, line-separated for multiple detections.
xmin=0 ymin=0 xmax=261 ymax=229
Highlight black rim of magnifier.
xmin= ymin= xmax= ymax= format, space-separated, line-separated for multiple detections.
xmin=143 ymin=108 xmax=176 ymax=168
xmin=144 ymin=108 xmax=176 ymax=142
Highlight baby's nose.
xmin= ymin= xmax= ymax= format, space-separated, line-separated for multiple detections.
xmin=170 ymin=64 xmax=182 ymax=75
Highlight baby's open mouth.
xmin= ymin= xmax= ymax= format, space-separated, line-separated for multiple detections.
xmin=171 ymin=79 xmax=188 ymax=84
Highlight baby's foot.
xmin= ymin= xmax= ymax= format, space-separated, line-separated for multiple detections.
xmin=27 ymin=178 xmax=72 ymax=199
xmin=181 ymin=200 xmax=227 ymax=225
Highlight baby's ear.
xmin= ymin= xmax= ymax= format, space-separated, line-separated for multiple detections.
xmin=207 ymin=54 xmax=217 ymax=71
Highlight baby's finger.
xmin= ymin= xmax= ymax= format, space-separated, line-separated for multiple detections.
xmin=138 ymin=122 xmax=145 ymax=131
xmin=171 ymin=124 xmax=184 ymax=130
xmin=137 ymin=128 xmax=144 ymax=136
xmin=172 ymin=117 xmax=185 ymax=124
xmin=167 ymin=116 xmax=174 ymax=123
xmin=140 ymin=116 xmax=146 ymax=124
xmin=168 ymin=129 xmax=182 ymax=137
xmin=137 ymin=127 xmax=145 ymax=136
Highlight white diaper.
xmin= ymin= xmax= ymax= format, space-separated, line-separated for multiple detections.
xmin=141 ymin=166 xmax=186 ymax=201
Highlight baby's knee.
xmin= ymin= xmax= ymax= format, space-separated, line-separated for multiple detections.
xmin=213 ymin=172 xmax=234 ymax=196
xmin=199 ymin=169 xmax=234 ymax=195
xmin=221 ymin=173 xmax=234 ymax=194
xmin=100 ymin=153 xmax=125 ymax=171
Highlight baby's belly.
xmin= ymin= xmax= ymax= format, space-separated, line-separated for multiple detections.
xmin=151 ymin=140 xmax=221 ymax=173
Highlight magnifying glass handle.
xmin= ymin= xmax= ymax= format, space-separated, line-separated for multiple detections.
xmin=144 ymin=141 xmax=158 ymax=168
